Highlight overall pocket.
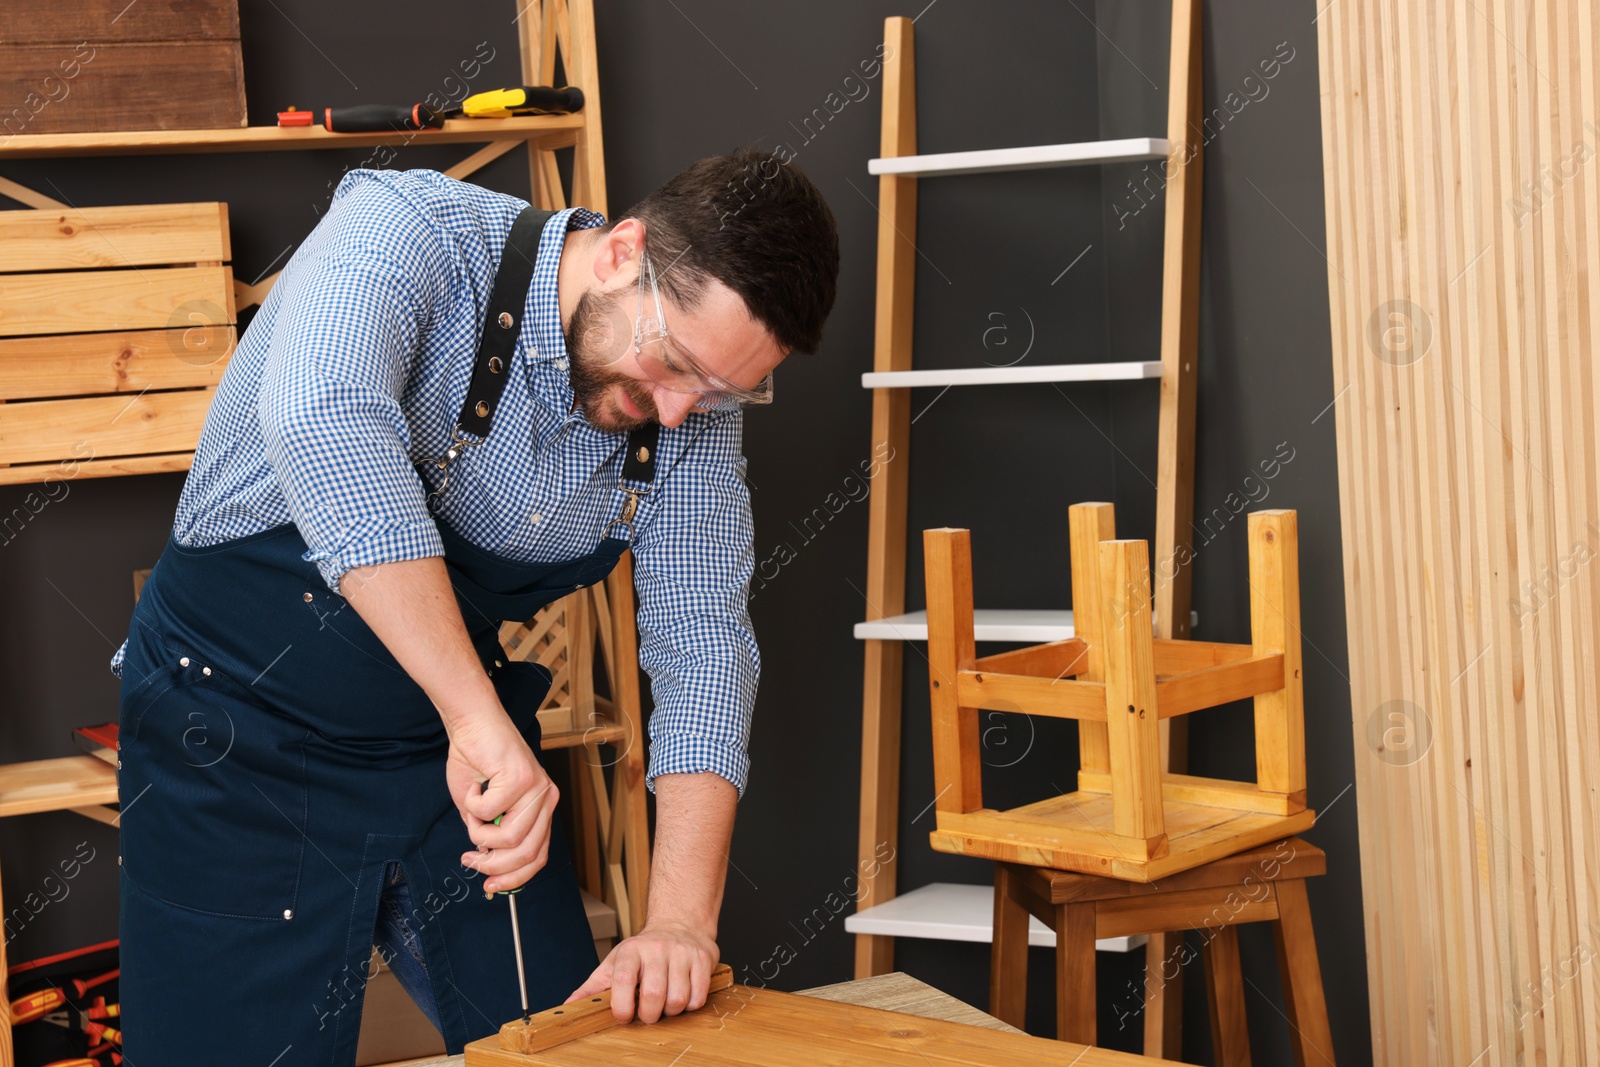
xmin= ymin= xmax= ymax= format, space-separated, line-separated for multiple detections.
xmin=120 ymin=654 xmax=309 ymax=920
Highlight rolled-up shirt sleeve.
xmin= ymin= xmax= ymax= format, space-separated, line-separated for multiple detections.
xmin=257 ymin=175 xmax=451 ymax=592
xmin=631 ymin=413 xmax=760 ymax=798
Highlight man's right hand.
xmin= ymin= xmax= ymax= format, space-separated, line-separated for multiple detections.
xmin=338 ymin=554 xmax=560 ymax=897
xmin=445 ymin=710 xmax=560 ymax=895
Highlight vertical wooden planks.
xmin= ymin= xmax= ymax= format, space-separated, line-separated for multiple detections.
xmin=922 ymin=529 xmax=983 ymax=817
xmin=1317 ymin=0 xmax=1600 ymax=1061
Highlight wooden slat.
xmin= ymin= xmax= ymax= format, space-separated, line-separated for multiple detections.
xmin=1076 ymin=770 xmax=1307 ymax=816
xmin=0 ymin=450 xmax=193 ymax=485
xmin=955 ymin=671 xmax=1105 ymax=720
xmin=1069 ymin=503 xmax=1116 ymax=779
xmin=923 ymin=528 xmax=983 ymax=815
xmin=0 ymin=203 xmax=230 ymax=271
xmin=602 ymin=553 xmax=649 ymax=936
xmin=0 ymin=175 xmax=65 ymax=210
xmin=0 ymin=389 xmax=214 ymax=464
xmin=973 ymin=637 xmax=1088 ymax=678
xmin=1023 ymin=838 xmax=1327 ymax=904
xmin=0 ymin=0 xmax=239 ymax=43
xmin=0 ymin=756 xmax=117 ymax=818
xmin=0 ymin=115 xmax=586 ymax=160
xmin=1151 ymin=637 xmax=1253 ymax=674
xmin=0 ymin=328 xmax=233 ymax=400
xmin=0 ymin=265 xmax=233 ymax=337
xmin=1153 ymin=652 xmax=1285 ymax=718
xmin=854 ymin=14 xmax=917 ymax=981
xmin=0 ymin=42 xmax=246 ymax=135
xmin=1100 ymin=540 xmax=1164 ymax=841
xmin=497 ymin=965 xmax=733 ymax=1053
xmin=1094 ymin=887 xmax=1281 ymax=942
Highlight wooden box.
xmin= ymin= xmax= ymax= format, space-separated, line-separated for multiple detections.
xmin=0 ymin=0 xmax=246 ymax=135
xmin=0 ymin=202 xmax=236 ymax=484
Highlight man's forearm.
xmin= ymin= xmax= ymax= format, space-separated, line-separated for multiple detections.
xmin=340 ymin=556 xmax=497 ymax=729
xmin=646 ymin=772 xmax=738 ymax=933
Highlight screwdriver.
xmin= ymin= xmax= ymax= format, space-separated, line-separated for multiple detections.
xmin=490 ymin=804 xmax=530 ymax=1022
xmin=321 ymin=86 xmax=584 ymax=133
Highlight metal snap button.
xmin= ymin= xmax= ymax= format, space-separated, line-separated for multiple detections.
xmin=636 ymin=446 xmax=651 ymax=463
xmin=179 ymin=657 xmax=190 ymax=667
xmin=497 ymin=312 xmax=514 ymax=329
xmin=494 ymin=659 xmax=503 ymax=668
xmin=283 ymin=909 xmax=294 ymax=920
xmin=303 ymin=592 xmax=313 ymax=602
xmin=116 ymin=759 xmax=122 ymax=770
xmin=202 ymin=667 xmax=212 ymax=676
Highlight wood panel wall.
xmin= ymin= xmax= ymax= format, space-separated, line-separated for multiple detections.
xmin=1318 ymin=2 xmax=1600 ymax=1063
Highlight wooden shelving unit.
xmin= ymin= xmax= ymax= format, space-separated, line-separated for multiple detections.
xmin=846 ymin=6 xmax=1205 ymax=1058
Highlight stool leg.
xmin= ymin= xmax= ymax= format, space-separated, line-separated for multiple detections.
xmin=1271 ymin=880 xmax=1336 ymax=1067
xmin=1203 ymin=925 xmax=1253 ymax=1067
xmin=1143 ymin=932 xmax=1184 ymax=1058
xmin=990 ymin=865 xmax=1030 ymax=1029
xmin=1056 ymin=901 xmax=1097 ymax=1044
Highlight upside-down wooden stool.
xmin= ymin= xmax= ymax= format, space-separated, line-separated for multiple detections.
xmin=990 ymin=837 xmax=1334 ymax=1064
xmin=920 ymin=503 xmax=1316 ymax=882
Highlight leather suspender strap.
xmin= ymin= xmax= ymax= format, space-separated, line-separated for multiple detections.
xmin=455 ymin=205 xmax=555 ymax=438
xmin=620 ymin=422 xmax=659 ymax=486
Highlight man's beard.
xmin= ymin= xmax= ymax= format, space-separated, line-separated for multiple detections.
xmin=564 ymin=287 xmax=660 ymax=433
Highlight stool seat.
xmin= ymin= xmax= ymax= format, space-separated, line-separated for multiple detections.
xmin=991 ymin=837 xmax=1335 ymax=1066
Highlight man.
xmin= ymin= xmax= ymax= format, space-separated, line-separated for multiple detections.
xmin=111 ymin=149 xmax=839 ymax=1063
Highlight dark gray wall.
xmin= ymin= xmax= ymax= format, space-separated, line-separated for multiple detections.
xmin=0 ymin=1 xmax=1364 ymax=1063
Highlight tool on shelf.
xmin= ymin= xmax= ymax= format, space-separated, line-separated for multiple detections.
xmin=304 ymin=86 xmax=586 ymax=133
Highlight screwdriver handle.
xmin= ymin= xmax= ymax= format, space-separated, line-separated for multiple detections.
xmin=323 ymin=104 xmax=445 ymax=133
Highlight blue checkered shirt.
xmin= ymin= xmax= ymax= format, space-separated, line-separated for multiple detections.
xmin=110 ymin=169 xmax=759 ymax=796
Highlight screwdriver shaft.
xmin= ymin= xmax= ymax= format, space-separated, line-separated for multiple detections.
xmin=509 ymin=893 xmax=529 ymax=1018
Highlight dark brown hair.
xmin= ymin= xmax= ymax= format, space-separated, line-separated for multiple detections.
xmin=614 ymin=148 xmax=840 ymax=355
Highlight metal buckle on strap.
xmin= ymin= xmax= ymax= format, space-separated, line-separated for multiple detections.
xmin=422 ymin=423 xmax=486 ymax=504
xmin=603 ymin=484 xmax=652 ymax=540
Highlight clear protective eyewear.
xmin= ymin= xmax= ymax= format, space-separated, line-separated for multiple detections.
xmin=633 ymin=249 xmax=775 ymax=412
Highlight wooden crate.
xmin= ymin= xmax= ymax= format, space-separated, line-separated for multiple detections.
xmin=0 ymin=0 xmax=245 ymax=135
xmin=0 ymin=202 xmax=236 ymax=484
xmin=921 ymin=503 xmax=1315 ymax=882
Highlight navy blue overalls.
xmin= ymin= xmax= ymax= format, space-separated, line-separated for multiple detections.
xmin=116 ymin=207 xmax=655 ymax=1064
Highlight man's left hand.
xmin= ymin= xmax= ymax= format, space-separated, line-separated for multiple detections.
xmin=567 ymin=920 xmax=718 ymax=1023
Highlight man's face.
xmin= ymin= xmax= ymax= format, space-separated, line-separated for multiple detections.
xmin=564 ymin=265 xmax=785 ymax=432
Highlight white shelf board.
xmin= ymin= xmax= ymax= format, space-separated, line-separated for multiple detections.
xmin=855 ymin=609 xmax=1074 ymax=643
xmin=853 ymin=608 xmax=1199 ymax=642
xmin=868 ymin=137 xmax=1169 ymax=177
xmin=862 ymin=361 xmax=1162 ymax=389
xmin=845 ymin=882 xmax=1146 ymax=953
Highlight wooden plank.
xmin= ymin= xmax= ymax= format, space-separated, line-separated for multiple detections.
xmin=564 ymin=0 xmax=606 ymax=215
xmin=0 ymin=42 xmax=246 ymax=135
xmin=0 ymin=450 xmax=193 ymax=485
xmin=1026 ymin=837 xmax=1326 ymax=904
xmin=496 ymin=965 xmax=732 ymax=1053
xmin=0 ymin=202 xmax=229 ymax=270
xmin=0 ymin=175 xmax=66 ymax=210
xmin=801 ymin=971 xmax=1022 ymax=1033
xmin=973 ymin=637 xmax=1088 ymax=678
xmin=1153 ymin=653 xmax=1285 ymax=718
xmin=0 ymin=0 xmax=240 ymax=43
xmin=1094 ymin=887 xmax=1281 ymax=942
xmin=1151 ymin=637 xmax=1253 ymax=674
xmin=0 ymin=389 xmax=214 ymax=465
xmin=0 ymin=114 xmax=586 ymax=159
xmin=855 ymin=13 xmax=916 ymax=980
xmin=463 ymin=982 xmax=1177 ymax=1066
xmin=0 ymin=755 xmax=117 ymax=818
xmin=1069 ymin=502 xmax=1116 ymax=779
xmin=1247 ymin=511 xmax=1304 ymax=795
xmin=601 ymin=553 xmax=649 ymax=936
xmin=0 ymin=265 xmax=233 ymax=337
xmin=956 ymin=671 xmax=1104 ymax=720
xmin=1076 ymin=771 xmax=1306 ymax=816
xmin=1099 ymin=540 xmax=1164 ymax=840
xmin=0 ymin=328 xmax=233 ymax=400
xmin=923 ymin=528 xmax=983 ymax=814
